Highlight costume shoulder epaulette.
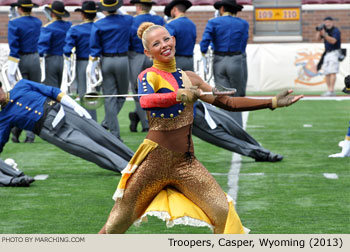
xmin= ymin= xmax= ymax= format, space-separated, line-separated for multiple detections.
xmin=138 ymin=68 xmax=152 ymax=81
xmin=167 ymin=18 xmax=176 ymax=24
xmin=43 ymin=20 xmax=55 ymax=28
xmin=94 ymin=17 xmax=104 ymax=23
xmin=9 ymin=16 xmax=22 ymax=22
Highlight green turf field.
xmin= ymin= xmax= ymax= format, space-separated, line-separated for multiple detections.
xmin=0 ymin=99 xmax=349 ymax=234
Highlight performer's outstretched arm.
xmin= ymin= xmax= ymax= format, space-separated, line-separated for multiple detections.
xmin=184 ymin=71 xmax=303 ymax=111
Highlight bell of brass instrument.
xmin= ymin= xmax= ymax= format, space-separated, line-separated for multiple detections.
xmin=81 ymin=59 xmax=104 ymax=110
xmin=8 ymin=6 xmax=19 ymax=20
xmin=61 ymin=53 xmax=76 ymax=94
xmin=0 ymin=62 xmax=22 ymax=92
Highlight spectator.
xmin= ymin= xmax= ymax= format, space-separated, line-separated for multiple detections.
xmin=315 ymin=16 xmax=341 ymax=96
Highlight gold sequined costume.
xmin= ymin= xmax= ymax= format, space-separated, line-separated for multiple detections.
xmin=105 ymin=59 xmax=257 ymax=234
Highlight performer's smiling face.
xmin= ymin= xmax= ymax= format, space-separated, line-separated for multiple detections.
xmin=144 ymin=28 xmax=176 ymax=63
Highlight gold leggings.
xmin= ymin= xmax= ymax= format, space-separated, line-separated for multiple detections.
xmin=105 ymin=144 xmax=229 ymax=234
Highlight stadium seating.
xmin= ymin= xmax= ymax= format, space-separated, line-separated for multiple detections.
xmin=302 ymin=0 xmax=323 ymax=3
xmin=0 ymin=0 xmax=348 ymax=6
xmin=322 ymin=0 xmax=344 ymax=3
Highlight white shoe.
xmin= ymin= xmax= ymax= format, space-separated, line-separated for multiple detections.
xmin=329 ymin=139 xmax=350 ymax=158
xmin=338 ymin=140 xmax=345 ymax=148
xmin=321 ymin=91 xmax=336 ymax=97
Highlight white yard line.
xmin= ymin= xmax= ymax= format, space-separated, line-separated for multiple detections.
xmin=226 ymin=112 xmax=249 ymax=203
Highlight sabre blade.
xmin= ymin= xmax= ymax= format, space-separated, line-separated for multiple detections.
xmin=84 ymin=93 xmax=148 ymax=98
xmin=84 ymin=89 xmax=236 ymax=98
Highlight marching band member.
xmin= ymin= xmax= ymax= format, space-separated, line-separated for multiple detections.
xmin=88 ymin=0 xmax=133 ymax=140
xmin=0 ymin=158 xmax=34 ymax=187
xmin=193 ymin=101 xmax=283 ymax=162
xmin=63 ymin=1 xmax=98 ymax=121
xmin=38 ymin=1 xmax=72 ymax=88
xmin=0 ymin=80 xmax=133 ymax=173
xmin=7 ymin=0 xmax=42 ymax=144
xmin=128 ymin=0 xmax=165 ymax=133
xmin=200 ymin=0 xmax=249 ymax=127
xmin=164 ymin=0 xmax=196 ymax=71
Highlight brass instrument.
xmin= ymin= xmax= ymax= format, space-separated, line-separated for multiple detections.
xmin=60 ymin=53 xmax=76 ymax=94
xmin=0 ymin=62 xmax=22 ymax=92
xmin=8 ymin=6 xmax=19 ymax=20
xmin=81 ymin=59 xmax=104 ymax=110
xmin=196 ymin=47 xmax=214 ymax=83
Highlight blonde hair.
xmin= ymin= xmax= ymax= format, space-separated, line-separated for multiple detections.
xmin=137 ymin=22 xmax=166 ymax=50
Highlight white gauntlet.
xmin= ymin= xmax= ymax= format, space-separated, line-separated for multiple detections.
xmin=87 ymin=57 xmax=98 ymax=84
xmin=7 ymin=58 xmax=19 ymax=86
xmin=60 ymin=95 xmax=92 ymax=119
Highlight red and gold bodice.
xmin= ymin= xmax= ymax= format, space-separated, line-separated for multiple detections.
xmin=137 ymin=59 xmax=193 ymax=131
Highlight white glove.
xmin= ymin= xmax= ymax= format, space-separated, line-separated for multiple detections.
xmin=60 ymin=94 xmax=92 ymax=119
xmin=4 ymin=158 xmax=19 ymax=171
xmin=64 ymin=56 xmax=72 ymax=80
xmin=7 ymin=58 xmax=19 ymax=86
xmin=87 ymin=58 xmax=98 ymax=84
xmin=117 ymin=8 xmax=127 ymax=15
xmin=73 ymin=105 xmax=92 ymax=119
xmin=40 ymin=57 xmax=46 ymax=82
xmin=201 ymin=55 xmax=208 ymax=75
xmin=96 ymin=12 xmax=105 ymax=20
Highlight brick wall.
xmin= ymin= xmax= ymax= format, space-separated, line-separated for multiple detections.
xmin=0 ymin=7 xmax=349 ymax=44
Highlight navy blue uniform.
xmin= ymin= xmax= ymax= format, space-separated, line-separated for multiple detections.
xmin=166 ymin=14 xmax=196 ymax=71
xmin=38 ymin=19 xmax=72 ymax=88
xmin=200 ymin=13 xmax=249 ymax=127
xmin=64 ymin=21 xmax=93 ymax=59
xmin=89 ymin=14 xmax=133 ymax=138
xmin=7 ymin=14 xmax=43 ymax=142
xmin=166 ymin=15 xmax=196 ymax=57
xmin=130 ymin=13 xmax=165 ymax=54
xmin=0 ymin=79 xmax=63 ymax=152
xmin=64 ymin=21 xmax=97 ymax=120
xmin=90 ymin=14 xmax=133 ymax=57
xmin=8 ymin=14 xmax=42 ymax=59
xmin=0 ymin=79 xmax=133 ymax=172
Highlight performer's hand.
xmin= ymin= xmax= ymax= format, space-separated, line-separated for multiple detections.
xmin=272 ymin=90 xmax=304 ymax=108
xmin=176 ymin=86 xmax=201 ymax=104
xmin=74 ymin=105 xmax=92 ymax=119
xmin=61 ymin=94 xmax=92 ymax=119
xmin=7 ymin=58 xmax=19 ymax=87
xmin=87 ymin=58 xmax=98 ymax=84
xmin=40 ymin=57 xmax=46 ymax=82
